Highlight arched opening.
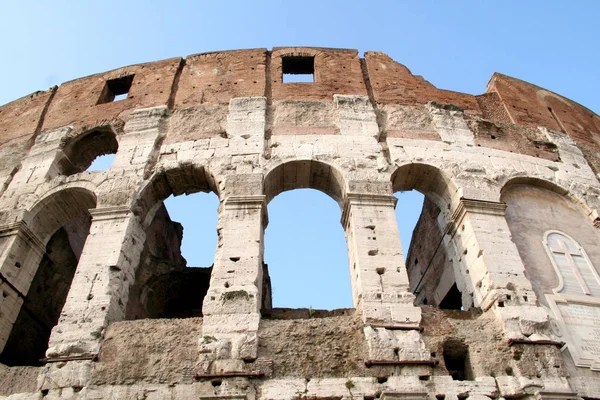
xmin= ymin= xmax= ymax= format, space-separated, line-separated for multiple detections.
xmin=0 ymin=188 xmax=96 ymax=366
xmin=501 ymin=179 xmax=600 ymax=306
xmin=262 ymin=160 xmax=352 ymax=316
xmin=264 ymin=189 xmax=351 ymax=311
xmin=392 ymin=164 xmax=465 ymax=309
xmin=58 ymin=127 xmax=118 ymax=175
xmin=126 ymin=165 xmax=219 ymax=319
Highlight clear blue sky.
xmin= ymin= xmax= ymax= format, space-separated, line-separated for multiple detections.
xmin=5 ymin=1 xmax=600 ymax=310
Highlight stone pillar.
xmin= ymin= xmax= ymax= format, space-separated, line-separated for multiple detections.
xmin=201 ymin=195 xmax=267 ymax=368
xmin=448 ymin=199 xmax=548 ymax=338
xmin=46 ymin=206 xmax=145 ymax=358
xmin=0 ymin=221 xmax=45 ymax=353
xmin=343 ymin=193 xmax=430 ymax=363
xmin=342 ymin=193 xmax=420 ymax=327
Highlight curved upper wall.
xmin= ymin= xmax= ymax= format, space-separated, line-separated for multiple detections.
xmin=1 ymin=47 xmax=599 ymax=169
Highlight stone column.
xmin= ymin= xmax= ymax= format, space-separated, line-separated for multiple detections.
xmin=447 ymin=199 xmax=548 ymax=338
xmin=201 ymin=195 xmax=267 ymax=368
xmin=46 ymin=206 xmax=145 ymax=358
xmin=342 ymin=193 xmax=420 ymax=327
xmin=343 ymin=193 xmax=430 ymax=363
xmin=0 ymin=221 xmax=45 ymax=353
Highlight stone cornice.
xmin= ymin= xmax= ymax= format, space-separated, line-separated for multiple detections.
xmin=0 ymin=220 xmax=45 ymax=254
xmin=448 ymin=198 xmax=507 ymax=235
xmin=89 ymin=206 xmax=132 ymax=222
xmin=341 ymin=193 xmax=397 ymax=229
xmin=224 ymin=195 xmax=268 ymax=226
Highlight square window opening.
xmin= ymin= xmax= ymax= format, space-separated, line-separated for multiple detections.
xmin=282 ymin=56 xmax=314 ymax=83
xmin=98 ymin=75 xmax=134 ymax=104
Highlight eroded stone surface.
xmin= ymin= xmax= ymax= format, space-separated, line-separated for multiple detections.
xmin=0 ymin=47 xmax=599 ymax=399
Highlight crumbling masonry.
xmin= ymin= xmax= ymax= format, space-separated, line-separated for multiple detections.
xmin=1 ymin=47 xmax=600 ymax=399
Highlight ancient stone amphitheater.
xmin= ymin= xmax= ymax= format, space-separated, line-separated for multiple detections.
xmin=0 ymin=47 xmax=600 ymax=399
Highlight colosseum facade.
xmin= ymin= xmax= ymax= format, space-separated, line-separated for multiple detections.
xmin=0 ymin=47 xmax=600 ymax=399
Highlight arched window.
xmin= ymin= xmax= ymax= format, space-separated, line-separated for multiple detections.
xmin=125 ymin=165 xmax=219 ymax=320
xmin=59 ymin=127 xmax=118 ymax=175
xmin=544 ymin=231 xmax=600 ymax=296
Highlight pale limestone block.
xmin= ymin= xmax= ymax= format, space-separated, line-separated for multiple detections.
xmin=39 ymin=360 xmax=92 ymax=391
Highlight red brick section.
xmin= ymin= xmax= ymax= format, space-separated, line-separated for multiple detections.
xmin=0 ymin=89 xmax=55 ymax=146
xmin=476 ymin=92 xmax=511 ymax=123
xmin=487 ymin=73 xmax=600 ymax=170
xmin=271 ymin=47 xmax=368 ymax=101
xmin=1 ymin=48 xmax=598 ymax=168
xmin=364 ymin=51 xmax=480 ymax=112
xmin=486 ymin=74 xmax=562 ymax=132
xmin=471 ymin=92 xmax=558 ymax=161
xmin=42 ymin=58 xmax=182 ymax=131
xmin=175 ymin=49 xmax=267 ymax=107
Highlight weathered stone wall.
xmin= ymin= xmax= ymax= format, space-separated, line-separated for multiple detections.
xmin=0 ymin=47 xmax=599 ymax=399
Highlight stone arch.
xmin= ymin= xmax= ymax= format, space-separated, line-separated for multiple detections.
xmin=501 ymin=176 xmax=569 ymax=197
xmin=132 ymin=163 xmax=219 ymax=227
xmin=125 ymin=163 xmax=219 ymax=320
xmin=57 ymin=126 xmax=119 ymax=175
xmin=24 ymin=186 xmax=97 ymax=246
xmin=0 ymin=186 xmax=97 ymax=365
xmin=391 ymin=162 xmax=460 ymax=215
xmin=500 ymin=175 xmax=596 ymax=218
xmin=262 ymin=159 xmax=351 ymax=311
xmin=391 ymin=163 xmax=464 ymax=308
xmin=263 ymin=159 xmax=346 ymax=209
xmin=501 ymin=177 xmax=600 ymax=307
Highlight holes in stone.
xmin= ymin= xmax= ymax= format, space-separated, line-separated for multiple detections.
xmin=97 ymin=75 xmax=134 ymax=104
xmin=419 ymin=375 xmax=430 ymax=381
xmin=491 ymin=135 xmax=496 ymax=139
xmin=224 ymin=282 xmax=230 ymax=288
xmin=523 ymin=295 xmax=528 ymax=302
xmin=73 ymin=386 xmax=83 ymax=393
xmin=368 ymin=249 xmax=378 ymax=256
xmin=436 ymin=395 xmax=446 ymax=400
xmin=14 ymin=262 xmax=21 ymax=268
xmin=282 ymin=55 xmax=314 ymax=83
xmin=443 ymin=339 xmax=473 ymax=381
xmin=393 ymin=348 xmax=399 ymax=360
xmin=41 ymin=389 xmax=49 ymax=396
xmin=505 ymin=366 xmax=514 ymax=376
xmin=506 ymin=294 xmax=512 ymax=300
xmin=211 ymin=380 xmax=222 ymax=387
xmin=498 ymin=301 xmax=505 ymax=307
xmin=230 ymin=257 xmax=240 ymax=262
xmin=2 ymin=291 xmax=7 ymax=298
xmin=377 ymin=376 xmax=388 ymax=384
xmin=376 ymin=267 xmax=385 ymax=275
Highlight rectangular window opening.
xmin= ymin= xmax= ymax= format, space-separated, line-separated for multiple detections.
xmin=97 ymin=75 xmax=134 ymax=104
xmin=282 ymin=56 xmax=314 ymax=83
